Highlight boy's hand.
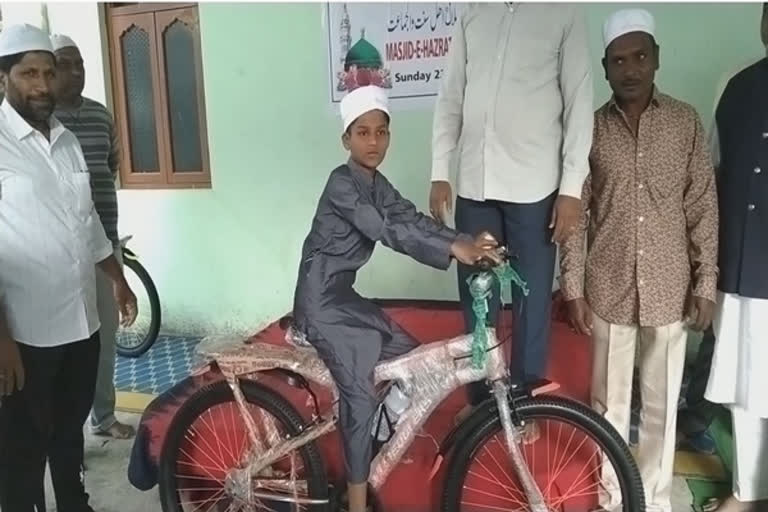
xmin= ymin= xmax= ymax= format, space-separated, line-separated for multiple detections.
xmin=452 ymin=238 xmax=502 ymax=267
xmin=474 ymin=231 xmax=498 ymax=250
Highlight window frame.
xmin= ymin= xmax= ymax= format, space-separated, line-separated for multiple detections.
xmin=106 ymin=2 xmax=211 ymax=189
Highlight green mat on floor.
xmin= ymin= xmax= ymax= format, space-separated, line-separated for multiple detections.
xmin=685 ymin=409 xmax=734 ymax=511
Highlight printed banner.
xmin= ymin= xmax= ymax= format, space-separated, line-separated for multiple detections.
xmin=326 ymin=2 xmax=466 ymax=110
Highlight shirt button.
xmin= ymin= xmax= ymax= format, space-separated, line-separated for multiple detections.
xmin=639 ymin=279 xmax=645 ymax=286
xmin=638 ymin=183 xmax=644 ymax=190
xmin=748 ymin=204 xmax=756 ymax=211
xmin=755 ymin=167 xmax=762 ymax=174
xmin=638 ymin=216 xmax=644 ymax=222
xmin=638 ymin=152 xmax=644 ymax=158
xmin=638 ymin=249 xmax=644 ymax=256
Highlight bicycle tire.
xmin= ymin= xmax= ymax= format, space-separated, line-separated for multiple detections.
xmin=116 ymin=253 xmax=161 ymax=358
xmin=441 ymin=395 xmax=645 ymax=512
xmin=158 ymin=379 xmax=329 ymax=512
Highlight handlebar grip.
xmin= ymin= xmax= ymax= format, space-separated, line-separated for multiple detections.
xmin=476 ymin=258 xmax=496 ymax=272
xmin=475 ymin=246 xmax=510 ymax=271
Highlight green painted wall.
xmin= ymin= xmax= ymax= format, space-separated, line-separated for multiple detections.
xmin=117 ymin=2 xmax=766 ymax=335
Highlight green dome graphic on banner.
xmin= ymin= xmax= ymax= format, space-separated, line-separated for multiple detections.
xmin=344 ymin=30 xmax=382 ymax=71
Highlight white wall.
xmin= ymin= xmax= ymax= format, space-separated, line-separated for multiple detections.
xmin=1 ymin=2 xmax=109 ymax=105
xmin=45 ymin=2 xmax=109 ymax=105
xmin=1 ymin=2 xmax=46 ymax=28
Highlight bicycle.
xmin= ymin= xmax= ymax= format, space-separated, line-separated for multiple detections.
xmin=157 ymin=247 xmax=645 ymax=512
xmin=117 ymin=235 xmax=161 ymax=358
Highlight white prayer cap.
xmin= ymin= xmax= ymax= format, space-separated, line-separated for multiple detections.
xmin=50 ymin=34 xmax=78 ymax=52
xmin=0 ymin=24 xmax=54 ymax=58
xmin=340 ymin=85 xmax=390 ymax=132
xmin=603 ymin=9 xmax=656 ymax=50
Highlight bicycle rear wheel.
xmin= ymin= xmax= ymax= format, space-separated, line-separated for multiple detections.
xmin=159 ymin=379 xmax=329 ymax=512
xmin=442 ymin=396 xmax=644 ymax=512
xmin=116 ymin=253 xmax=161 ymax=358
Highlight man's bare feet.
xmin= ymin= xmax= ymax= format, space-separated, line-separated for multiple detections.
xmin=94 ymin=421 xmax=136 ymax=439
xmin=715 ymin=495 xmax=768 ymax=512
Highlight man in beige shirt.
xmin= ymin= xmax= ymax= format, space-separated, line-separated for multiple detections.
xmin=429 ymin=3 xmax=594 ymax=415
xmin=560 ymin=9 xmax=718 ymax=512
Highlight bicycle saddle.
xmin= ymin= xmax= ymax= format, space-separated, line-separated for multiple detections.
xmin=279 ymin=315 xmax=315 ymax=349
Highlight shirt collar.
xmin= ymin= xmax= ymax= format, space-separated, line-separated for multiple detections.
xmin=608 ymin=85 xmax=662 ymax=114
xmin=347 ymin=157 xmax=377 ymax=186
xmin=0 ymin=98 xmax=66 ymax=143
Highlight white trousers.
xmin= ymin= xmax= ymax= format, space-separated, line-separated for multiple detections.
xmin=731 ymin=405 xmax=768 ymax=502
xmin=591 ymin=313 xmax=687 ymax=512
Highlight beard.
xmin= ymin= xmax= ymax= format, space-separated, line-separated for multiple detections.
xmin=17 ymin=94 xmax=55 ymax=123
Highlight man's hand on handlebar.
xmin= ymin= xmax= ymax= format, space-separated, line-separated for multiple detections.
xmin=451 ymin=232 xmax=503 ymax=267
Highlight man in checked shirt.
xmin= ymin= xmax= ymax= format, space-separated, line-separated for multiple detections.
xmin=559 ymin=9 xmax=719 ymax=512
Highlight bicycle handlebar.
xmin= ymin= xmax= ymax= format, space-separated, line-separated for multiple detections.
xmin=475 ymin=246 xmax=511 ymax=272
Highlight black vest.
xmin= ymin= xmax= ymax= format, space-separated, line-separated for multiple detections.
xmin=715 ymin=58 xmax=768 ymax=298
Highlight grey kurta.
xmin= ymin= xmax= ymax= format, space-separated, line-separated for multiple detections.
xmin=293 ymin=159 xmax=464 ymax=482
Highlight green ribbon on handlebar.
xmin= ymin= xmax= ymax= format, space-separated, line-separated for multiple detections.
xmin=467 ymin=261 xmax=530 ymax=370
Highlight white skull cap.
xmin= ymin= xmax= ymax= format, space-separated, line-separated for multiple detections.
xmin=340 ymin=85 xmax=390 ymax=132
xmin=603 ymin=9 xmax=656 ymax=50
xmin=0 ymin=24 xmax=54 ymax=57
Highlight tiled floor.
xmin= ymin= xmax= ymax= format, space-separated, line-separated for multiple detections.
xmin=114 ymin=334 xmax=202 ymax=395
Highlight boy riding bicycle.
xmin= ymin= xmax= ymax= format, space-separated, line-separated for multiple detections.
xmin=292 ymin=85 xmax=499 ymax=512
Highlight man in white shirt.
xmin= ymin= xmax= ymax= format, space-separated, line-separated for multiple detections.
xmin=0 ymin=24 xmax=137 ymax=512
xmin=429 ymin=3 xmax=593 ymax=411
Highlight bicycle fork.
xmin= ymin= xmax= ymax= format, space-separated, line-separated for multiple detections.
xmin=491 ymin=379 xmax=548 ymax=512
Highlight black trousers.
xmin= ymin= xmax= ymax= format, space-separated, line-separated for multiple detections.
xmin=455 ymin=193 xmax=557 ymax=405
xmin=0 ymin=334 xmax=100 ymax=512
xmin=678 ymin=327 xmax=724 ymax=436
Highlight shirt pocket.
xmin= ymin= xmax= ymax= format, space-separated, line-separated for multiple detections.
xmin=68 ymin=171 xmax=94 ymax=220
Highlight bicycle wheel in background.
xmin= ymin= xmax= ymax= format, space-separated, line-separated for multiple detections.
xmin=116 ymin=249 xmax=161 ymax=358
xmin=442 ymin=395 xmax=645 ymax=512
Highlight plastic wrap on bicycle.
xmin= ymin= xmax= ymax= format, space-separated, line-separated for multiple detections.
xmin=197 ymin=329 xmax=508 ymax=490
xmin=368 ymin=332 xmax=507 ymax=488
xmin=195 ymin=333 xmax=337 ymax=392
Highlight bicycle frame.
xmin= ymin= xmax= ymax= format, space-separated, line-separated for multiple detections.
xmin=196 ymin=324 xmax=549 ymax=511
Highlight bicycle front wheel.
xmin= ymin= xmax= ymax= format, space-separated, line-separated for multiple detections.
xmin=442 ymin=396 xmax=644 ymax=512
xmin=116 ymin=254 xmax=161 ymax=358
